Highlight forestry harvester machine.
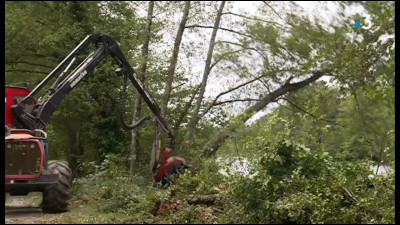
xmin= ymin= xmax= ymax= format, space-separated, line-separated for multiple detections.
xmin=5 ymin=34 xmax=190 ymax=213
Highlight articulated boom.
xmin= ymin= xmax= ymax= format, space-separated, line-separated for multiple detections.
xmin=5 ymin=34 xmax=190 ymax=213
xmin=12 ymin=34 xmax=174 ymax=145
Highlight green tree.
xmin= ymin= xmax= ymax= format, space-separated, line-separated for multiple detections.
xmin=5 ymin=1 xmax=146 ymax=174
xmin=204 ymin=1 xmax=394 ymax=157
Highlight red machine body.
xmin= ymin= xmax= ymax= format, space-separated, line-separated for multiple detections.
xmin=5 ymin=85 xmax=31 ymax=127
xmin=155 ymin=147 xmax=190 ymax=184
xmin=5 ymin=131 xmax=44 ymax=180
xmin=5 ymin=85 xmax=49 ymax=182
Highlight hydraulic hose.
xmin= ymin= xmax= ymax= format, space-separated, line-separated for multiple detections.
xmin=119 ymin=75 xmax=152 ymax=129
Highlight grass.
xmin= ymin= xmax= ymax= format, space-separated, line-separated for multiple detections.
xmin=5 ymin=192 xmax=148 ymax=224
xmin=54 ymin=200 xmax=136 ymax=224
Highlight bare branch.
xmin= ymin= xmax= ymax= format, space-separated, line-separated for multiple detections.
xmin=223 ymin=11 xmax=289 ymax=30
xmin=211 ymin=98 xmax=261 ymax=107
xmin=185 ymin=24 xmax=254 ymax=39
xmin=171 ymin=82 xmax=186 ymax=90
xmin=279 ymin=97 xmax=345 ymax=127
xmin=246 ymin=70 xmax=272 ymax=92
xmin=216 ymin=41 xmax=269 ymax=61
xmin=199 ymin=68 xmax=303 ymax=119
xmin=262 ymin=1 xmax=284 ymax=20
xmin=200 ymin=72 xmax=272 ymax=118
xmin=5 ymin=69 xmax=49 ymax=75
xmin=7 ymin=61 xmax=55 ymax=69
xmin=210 ymin=48 xmax=247 ymax=71
xmin=24 ymin=49 xmax=57 ymax=59
xmin=205 ymin=70 xmax=331 ymax=156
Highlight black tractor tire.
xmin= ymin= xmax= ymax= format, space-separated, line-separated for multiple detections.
xmin=42 ymin=160 xmax=73 ymax=213
xmin=5 ymin=125 xmax=11 ymax=137
xmin=49 ymin=160 xmax=73 ymax=184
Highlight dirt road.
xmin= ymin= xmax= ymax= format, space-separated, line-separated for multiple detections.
xmin=5 ymin=193 xmax=56 ymax=224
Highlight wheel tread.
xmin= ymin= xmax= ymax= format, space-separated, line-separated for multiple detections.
xmin=42 ymin=160 xmax=72 ymax=213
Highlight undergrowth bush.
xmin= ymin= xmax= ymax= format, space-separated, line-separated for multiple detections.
xmin=173 ymin=158 xmax=226 ymax=195
xmin=72 ymin=153 xmax=168 ymax=216
xmin=69 ymin=147 xmax=394 ymax=224
xmin=221 ymin=140 xmax=395 ymax=224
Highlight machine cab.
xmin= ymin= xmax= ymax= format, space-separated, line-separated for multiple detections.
xmin=5 ymin=83 xmax=35 ymax=128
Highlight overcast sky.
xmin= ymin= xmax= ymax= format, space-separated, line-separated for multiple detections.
xmin=140 ymin=1 xmax=388 ymax=125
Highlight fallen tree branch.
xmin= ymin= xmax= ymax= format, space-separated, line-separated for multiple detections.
xmin=200 ymin=69 xmax=300 ymax=118
xmin=204 ymin=70 xmax=332 ymax=157
xmin=187 ymin=194 xmax=218 ymax=205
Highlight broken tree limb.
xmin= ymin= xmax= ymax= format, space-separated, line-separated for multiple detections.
xmin=187 ymin=194 xmax=218 ymax=205
xmin=203 ymin=70 xmax=331 ymax=157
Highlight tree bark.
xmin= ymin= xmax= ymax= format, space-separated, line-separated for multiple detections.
xmin=130 ymin=1 xmax=154 ymax=172
xmin=204 ymin=71 xmax=328 ymax=157
xmin=173 ymin=85 xmax=200 ymax=133
xmin=180 ymin=1 xmax=226 ymax=154
xmin=160 ymin=1 xmax=191 ymax=115
xmin=151 ymin=2 xmax=191 ymax=171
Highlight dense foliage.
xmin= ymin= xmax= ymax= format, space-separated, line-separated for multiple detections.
xmin=222 ymin=140 xmax=395 ymax=224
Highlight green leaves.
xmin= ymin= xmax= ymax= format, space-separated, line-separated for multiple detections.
xmin=5 ymin=1 xmax=155 ymax=174
xmin=223 ymin=138 xmax=394 ymax=224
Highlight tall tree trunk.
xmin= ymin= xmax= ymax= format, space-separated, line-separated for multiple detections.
xmin=150 ymin=122 xmax=160 ymax=173
xmin=67 ymin=125 xmax=82 ymax=175
xmin=68 ymin=129 xmax=78 ymax=173
xmin=174 ymin=85 xmax=200 ymax=133
xmin=160 ymin=1 xmax=191 ymax=114
xmin=151 ymin=2 xmax=191 ymax=172
xmin=204 ymin=71 xmax=327 ymax=157
xmin=180 ymin=1 xmax=226 ymax=154
xmin=130 ymin=1 xmax=154 ymax=173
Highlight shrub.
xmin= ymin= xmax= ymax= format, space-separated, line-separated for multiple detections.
xmin=72 ymin=153 xmax=167 ymax=216
xmin=173 ymin=158 xmax=226 ymax=196
xmin=222 ymin=139 xmax=395 ymax=224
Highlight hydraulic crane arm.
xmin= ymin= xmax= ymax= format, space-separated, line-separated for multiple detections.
xmin=11 ymin=33 xmax=175 ymax=148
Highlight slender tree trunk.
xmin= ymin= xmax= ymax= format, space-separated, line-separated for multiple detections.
xmin=130 ymin=1 xmax=154 ymax=173
xmin=69 ymin=130 xmax=77 ymax=172
xmin=204 ymin=71 xmax=327 ymax=157
xmin=151 ymin=2 xmax=191 ymax=172
xmin=180 ymin=1 xmax=226 ymax=154
xmin=150 ymin=123 xmax=160 ymax=173
xmin=174 ymin=85 xmax=200 ymax=133
xmin=67 ymin=126 xmax=81 ymax=174
xmin=76 ymin=129 xmax=85 ymax=177
xmin=160 ymin=1 xmax=191 ymax=114
xmin=130 ymin=98 xmax=142 ymax=172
